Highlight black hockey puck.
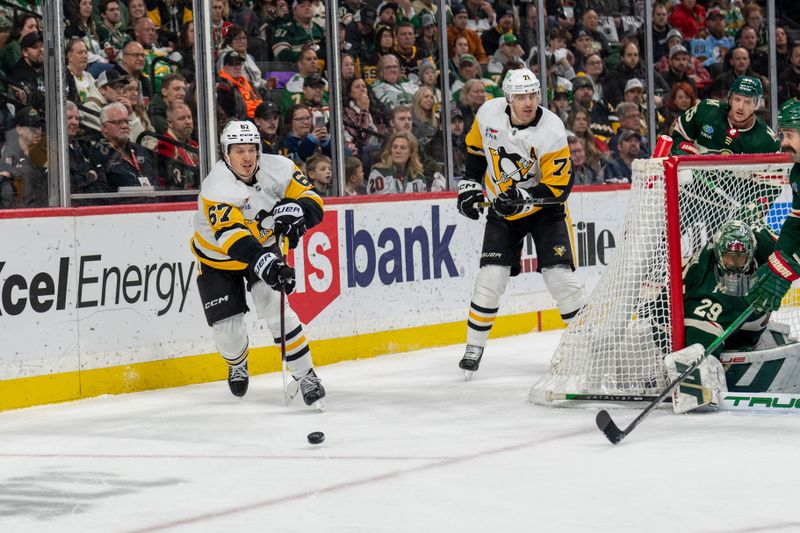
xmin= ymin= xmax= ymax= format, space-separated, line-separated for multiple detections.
xmin=307 ymin=431 xmax=325 ymax=445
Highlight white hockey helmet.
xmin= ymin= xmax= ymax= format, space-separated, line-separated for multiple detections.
xmin=502 ymin=68 xmax=541 ymax=103
xmin=220 ymin=120 xmax=262 ymax=168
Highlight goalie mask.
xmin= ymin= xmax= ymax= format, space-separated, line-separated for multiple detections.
xmin=712 ymin=220 xmax=757 ymax=296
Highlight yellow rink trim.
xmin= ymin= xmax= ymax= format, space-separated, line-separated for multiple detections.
xmin=0 ymin=309 xmax=565 ymax=412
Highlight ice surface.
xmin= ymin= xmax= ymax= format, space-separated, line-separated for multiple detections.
xmin=1 ymin=331 xmax=799 ymax=532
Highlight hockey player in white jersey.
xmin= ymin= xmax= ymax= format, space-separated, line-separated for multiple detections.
xmin=456 ymin=68 xmax=587 ymax=379
xmin=191 ymin=120 xmax=325 ymax=406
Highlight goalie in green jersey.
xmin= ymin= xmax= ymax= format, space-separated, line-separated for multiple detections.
xmin=671 ymin=75 xmax=780 ymax=155
xmin=683 ymin=221 xmax=775 ymax=351
xmin=665 ymin=220 xmax=800 ymax=413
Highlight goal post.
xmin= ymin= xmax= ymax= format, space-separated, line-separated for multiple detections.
xmin=529 ymin=153 xmax=795 ymax=406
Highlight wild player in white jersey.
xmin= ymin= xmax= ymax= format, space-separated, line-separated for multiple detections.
xmin=191 ymin=120 xmax=326 ymax=406
xmin=456 ymin=68 xmax=587 ymax=378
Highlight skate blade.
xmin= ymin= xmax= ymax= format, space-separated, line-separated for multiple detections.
xmin=463 ymin=370 xmax=474 ymax=381
xmin=284 ymin=380 xmax=300 ymax=405
xmin=314 ymin=399 xmax=326 ymax=412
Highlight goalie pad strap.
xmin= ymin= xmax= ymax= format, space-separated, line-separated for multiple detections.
xmin=664 ymin=344 xmax=727 ymax=414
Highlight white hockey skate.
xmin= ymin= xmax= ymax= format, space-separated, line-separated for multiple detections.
xmin=459 ymin=345 xmax=484 ymax=381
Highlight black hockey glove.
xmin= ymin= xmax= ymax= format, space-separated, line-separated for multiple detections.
xmin=457 ymin=180 xmax=484 ymax=220
xmin=252 ymin=252 xmax=296 ymax=294
xmin=492 ymin=187 xmax=533 ymax=217
xmin=273 ymin=199 xmax=307 ymax=248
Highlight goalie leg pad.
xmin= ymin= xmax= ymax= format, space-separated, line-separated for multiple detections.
xmin=665 ymin=344 xmax=727 ymax=414
xmin=542 ymin=264 xmax=586 ymax=322
xmin=720 ymin=341 xmax=800 ymax=394
xmin=211 ymin=313 xmax=249 ymax=365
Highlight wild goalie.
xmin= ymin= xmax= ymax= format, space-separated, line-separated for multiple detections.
xmin=665 ymin=220 xmax=800 ymax=413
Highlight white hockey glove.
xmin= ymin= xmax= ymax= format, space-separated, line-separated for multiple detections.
xmin=457 ymin=180 xmax=484 ymax=220
xmin=272 ymin=199 xmax=306 ymax=249
xmin=252 ymin=252 xmax=296 ymax=294
xmin=664 ymin=344 xmax=727 ymax=414
xmin=492 ymin=187 xmax=534 ymax=217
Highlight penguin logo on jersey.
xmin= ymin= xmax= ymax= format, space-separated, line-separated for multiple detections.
xmin=553 ymin=245 xmax=567 ymax=257
xmin=489 ymin=146 xmax=535 ymax=184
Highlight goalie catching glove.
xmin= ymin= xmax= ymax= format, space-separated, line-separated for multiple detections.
xmin=492 ymin=187 xmax=534 ymax=217
xmin=272 ymin=199 xmax=306 ymax=248
xmin=457 ymin=180 xmax=484 ymax=220
xmin=252 ymin=252 xmax=296 ymax=294
xmin=746 ymin=251 xmax=800 ymax=312
xmin=664 ymin=344 xmax=727 ymax=414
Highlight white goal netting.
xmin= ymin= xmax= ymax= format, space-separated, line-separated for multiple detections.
xmin=530 ymin=154 xmax=796 ymax=405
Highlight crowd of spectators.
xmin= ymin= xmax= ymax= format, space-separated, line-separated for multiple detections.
xmin=0 ymin=0 xmax=798 ymax=208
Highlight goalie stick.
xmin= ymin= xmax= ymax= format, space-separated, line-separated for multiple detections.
xmin=595 ymin=305 xmax=756 ymax=444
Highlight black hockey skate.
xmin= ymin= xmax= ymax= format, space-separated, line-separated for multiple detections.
xmin=459 ymin=345 xmax=484 ymax=381
xmin=227 ymin=360 xmax=249 ymax=397
xmin=296 ymin=369 xmax=326 ymax=410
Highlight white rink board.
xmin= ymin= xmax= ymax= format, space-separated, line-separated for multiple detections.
xmin=0 ymin=190 xmax=628 ymax=380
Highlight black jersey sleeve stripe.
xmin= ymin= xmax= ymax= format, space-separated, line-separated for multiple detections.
xmin=214 ymin=223 xmax=250 ymax=240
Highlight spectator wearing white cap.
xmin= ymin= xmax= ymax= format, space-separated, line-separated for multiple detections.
xmin=622 ymin=77 xmax=644 ymax=105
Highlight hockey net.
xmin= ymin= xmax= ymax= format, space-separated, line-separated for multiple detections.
xmin=529 ymin=153 xmax=796 ymax=405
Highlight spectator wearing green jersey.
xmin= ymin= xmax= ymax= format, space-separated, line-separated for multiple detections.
xmin=272 ymin=0 xmax=324 ymax=63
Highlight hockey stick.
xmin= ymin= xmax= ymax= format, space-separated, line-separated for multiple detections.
xmin=473 ymin=197 xmax=565 ymax=209
xmin=278 ymin=235 xmax=299 ymax=405
xmin=596 ymin=304 xmax=756 ymax=444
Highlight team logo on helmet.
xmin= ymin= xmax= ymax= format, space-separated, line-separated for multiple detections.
xmin=729 ymin=75 xmax=763 ymax=98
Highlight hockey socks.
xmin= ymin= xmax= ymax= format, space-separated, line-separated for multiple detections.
xmin=466 ymin=265 xmax=509 ymax=346
xmin=273 ymin=324 xmax=313 ymax=376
